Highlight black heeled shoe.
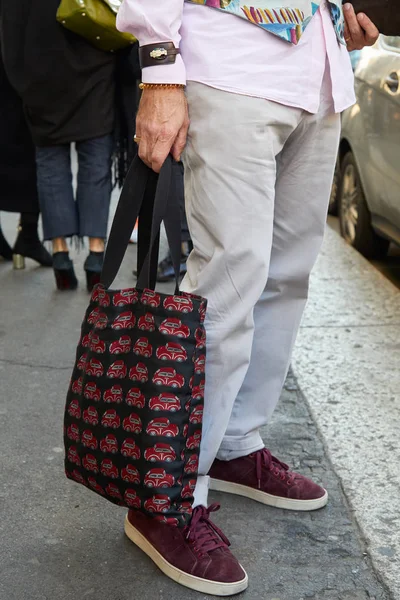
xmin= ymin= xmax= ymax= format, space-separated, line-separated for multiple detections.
xmin=0 ymin=226 xmax=13 ymax=261
xmin=13 ymin=223 xmax=53 ymax=269
xmin=53 ymin=252 xmax=78 ymax=290
xmin=84 ymin=251 xmax=104 ymax=292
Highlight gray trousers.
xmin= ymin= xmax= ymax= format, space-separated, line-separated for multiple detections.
xmin=180 ymin=70 xmax=341 ymax=507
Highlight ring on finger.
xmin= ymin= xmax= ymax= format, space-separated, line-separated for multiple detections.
xmin=134 ymin=135 xmax=141 ymax=144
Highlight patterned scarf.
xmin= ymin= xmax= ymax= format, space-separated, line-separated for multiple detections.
xmin=186 ymin=0 xmax=345 ymax=45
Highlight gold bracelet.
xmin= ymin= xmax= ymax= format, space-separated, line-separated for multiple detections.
xmin=139 ymin=83 xmax=185 ymax=90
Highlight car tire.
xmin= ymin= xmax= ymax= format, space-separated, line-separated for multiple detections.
xmin=338 ymin=152 xmax=390 ymax=259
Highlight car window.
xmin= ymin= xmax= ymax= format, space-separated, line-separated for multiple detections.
xmin=382 ymin=36 xmax=400 ymax=50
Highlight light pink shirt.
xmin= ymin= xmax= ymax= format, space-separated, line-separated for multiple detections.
xmin=117 ymin=0 xmax=355 ymax=114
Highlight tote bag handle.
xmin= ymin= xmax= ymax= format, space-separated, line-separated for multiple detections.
xmin=101 ymin=155 xmax=182 ymax=292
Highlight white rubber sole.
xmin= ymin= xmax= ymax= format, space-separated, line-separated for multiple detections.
xmin=124 ymin=515 xmax=248 ymax=596
xmin=209 ymin=478 xmax=328 ymax=511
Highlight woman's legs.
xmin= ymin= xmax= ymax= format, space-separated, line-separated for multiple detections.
xmin=76 ymin=134 xmax=113 ymax=251
xmin=35 ymin=144 xmax=77 ymax=252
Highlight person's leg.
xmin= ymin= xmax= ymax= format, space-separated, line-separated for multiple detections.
xmin=218 ymin=71 xmax=341 ymax=459
xmin=12 ymin=211 xmax=52 ymax=268
xmin=76 ymin=134 xmax=113 ymax=249
xmin=35 ymin=144 xmax=77 ymax=246
xmin=180 ymin=82 xmax=303 ymax=507
xmin=35 ymin=144 xmax=78 ymax=289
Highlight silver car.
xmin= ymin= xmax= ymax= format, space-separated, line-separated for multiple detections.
xmin=331 ymin=36 xmax=400 ymax=258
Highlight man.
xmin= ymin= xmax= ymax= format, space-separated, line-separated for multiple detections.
xmin=117 ymin=1 xmax=378 ymax=595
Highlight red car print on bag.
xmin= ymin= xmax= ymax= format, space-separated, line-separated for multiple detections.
xmin=67 ymin=446 xmax=81 ymax=466
xmin=91 ymin=286 xmax=102 ymax=302
xmin=153 ymin=368 xmax=185 ymax=389
xmin=133 ymin=337 xmax=153 ymax=358
xmin=70 ymin=470 xmax=87 ymax=486
xmin=144 ymin=494 xmax=171 ymax=513
xmin=81 ymin=429 xmax=98 ymax=450
xmin=82 ymin=406 xmax=99 ymax=426
xmin=121 ymin=464 xmax=140 ymax=484
xmin=154 ymin=515 xmax=179 ymax=526
xmin=182 ymin=424 xmax=188 ymax=438
xmin=141 ymin=290 xmax=161 ymax=308
xmin=67 ymin=423 xmax=80 ymax=442
xmin=144 ymin=443 xmax=176 ymax=463
xmin=195 ymin=327 xmax=206 ymax=349
xmin=124 ymin=488 xmax=141 ymax=508
xmin=156 ymin=342 xmax=187 ymax=363
xmin=199 ymin=302 xmax=206 ymax=324
xmin=90 ymin=334 xmax=106 ymax=354
xmin=107 ymin=360 xmax=127 ymax=379
xmin=138 ymin=313 xmax=156 ymax=332
xmin=71 ymin=376 xmax=83 ymax=394
xmin=181 ymin=479 xmax=196 ymax=499
xmin=186 ymin=430 xmax=202 ymax=450
xmin=103 ymin=384 xmax=123 ymax=404
xmin=113 ymin=289 xmax=138 ymax=307
xmin=177 ymin=502 xmax=193 ymax=514
xmin=95 ymin=313 xmax=108 ymax=330
xmin=146 ymin=418 xmax=179 ymax=438
xmin=149 ymin=393 xmax=180 ymax=412
xmin=159 ymin=318 xmax=190 ymax=339
xmin=76 ymin=353 xmax=88 ymax=371
xmin=109 ymin=336 xmax=131 ymax=354
xmin=100 ymin=433 xmax=118 ymax=454
xmin=122 ymin=412 xmax=142 ymax=434
xmin=88 ymin=476 xmax=105 ymax=495
xmin=67 ymin=399 xmax=81 ymax=419
xmin=98 ymin=291 xmax=110 ymax=307
xmin=86 ymin=358 xmax=103 ymax=377
xmin=193 ymin=354 xmax=206 ymax=375
xmin=144 ymin=468 xmax=175 ymax=488
xmin=112 ymin=311 xmax=136 ymax=330
xmin=125 ymin=387 xmax=145 ymax=409
xmin=192 ymin=380 xmax=205 ymax=400
xmin=81 ymin=333 xmax=91 ymax=348
xmin=106 ymin=483 xmax=122 ymax=500
xmin=129 ymin=362 xmax=148 ymax=383
xmin=163 ymin=296 xmax=194 ymax=313
xmin=87 ymin=307 xmax=100 ymax=325
xmin=101 ymin=458 xmax=118 ymax=479
xmin=184 ymin=454 xmax=199 ymax=474
xmin=121 ymin=438 xmax=140 ymax=459
xmin=189 ymin=405 xmax=203 ymax=424
xmin=84 ymin=382 xmax=101 ymax=402
xmin=82 ymin=453 xmax=98 ymax=473
xmin=101 ymin=409 xmax=120 ymax=429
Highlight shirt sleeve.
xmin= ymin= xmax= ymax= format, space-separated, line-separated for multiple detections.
xmin=116 ymin=0 xmax=186 ymax=84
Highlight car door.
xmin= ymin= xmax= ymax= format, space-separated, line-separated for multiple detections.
xmin=369 ymin=37 xmax=400 ymax=234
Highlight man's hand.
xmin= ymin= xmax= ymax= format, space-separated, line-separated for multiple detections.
xmin=135 ymin=88 xmax=189 ymax=173
xmin=343 ymin=3 xmax=379 ymax=51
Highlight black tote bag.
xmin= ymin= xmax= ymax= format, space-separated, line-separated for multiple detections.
xmin=347 ymin=0 xmax=400 ymax=36
xmin=64 ymin=156 xmax=207 ymax=527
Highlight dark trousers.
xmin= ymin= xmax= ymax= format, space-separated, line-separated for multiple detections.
xmin=36 ymin=135 xmax=113 ymax=241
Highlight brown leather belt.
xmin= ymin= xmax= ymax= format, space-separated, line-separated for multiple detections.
xmin=139 ymin=42 xmax=181 ymax=69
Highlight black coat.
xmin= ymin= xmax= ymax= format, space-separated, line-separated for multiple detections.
xmin=0 ymin=0 xmax=116 ymax=147
xmin=0 ymin=50 xmax=39 ymax=213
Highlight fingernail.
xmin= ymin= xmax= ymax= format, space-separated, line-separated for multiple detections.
xmin=358 ymin=12 xmax=365 ymax=20
xmin=344 ymin=3 xmax=352 ymax=10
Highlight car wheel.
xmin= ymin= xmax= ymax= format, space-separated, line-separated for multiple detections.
xmin=338 ymin=152 xmax=390 ymax=259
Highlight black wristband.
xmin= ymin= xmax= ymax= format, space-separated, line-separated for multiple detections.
xmin=139 ymin=42 xmax=181 ymax=69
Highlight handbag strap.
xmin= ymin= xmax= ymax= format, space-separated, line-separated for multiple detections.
xmin=101 ymin=155 xmax=182 ymax=291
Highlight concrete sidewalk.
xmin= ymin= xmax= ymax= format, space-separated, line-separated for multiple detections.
xmin=0 ymin=207 xmax=397 ymax=600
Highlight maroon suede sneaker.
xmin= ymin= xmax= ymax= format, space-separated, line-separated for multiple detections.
xmin=124 ymin=503 xmax=248 ymax=596
xmin=209 ymin=448 xmax=328 ymax=511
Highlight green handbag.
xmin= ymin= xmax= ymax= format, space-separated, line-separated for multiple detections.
xmin=56 ymin=0 xmax=136 ymax=52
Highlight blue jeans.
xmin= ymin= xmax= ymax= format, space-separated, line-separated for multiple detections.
xmin=36 ymin=135 xmax=113 ymax=241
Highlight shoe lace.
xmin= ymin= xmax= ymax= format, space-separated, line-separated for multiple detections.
xmin=184 ymin=503 xmax=230 ymax=557
xmin=254 ymin=448 xmax=296 ymax=488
